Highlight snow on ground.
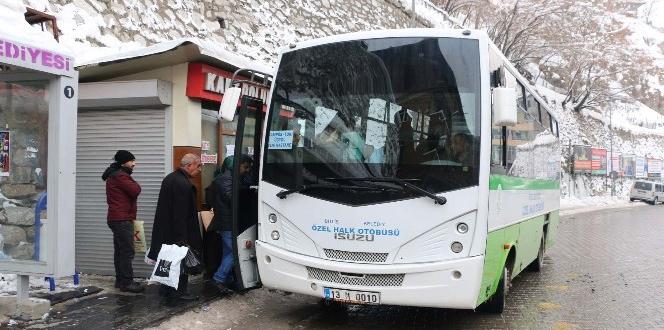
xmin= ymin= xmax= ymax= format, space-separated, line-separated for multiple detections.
xmin=561 ymin=195 xmax=629 ymax=209
xmin=0 ymin=274 xmax=78 ymax=295
xmin=559 ymin=195 xmax=646 ymax=216
xmin=397 ymin=0 xmax=459 ymax=28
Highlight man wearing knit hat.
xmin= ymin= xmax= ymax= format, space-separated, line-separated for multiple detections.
xmin=102 ymin=150 xmax=144 ymax=293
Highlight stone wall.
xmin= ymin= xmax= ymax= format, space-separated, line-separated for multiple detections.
xmin=33 ymin=0 xmax=436 ymax=65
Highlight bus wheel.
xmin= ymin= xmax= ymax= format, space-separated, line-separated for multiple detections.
xmin=654 ymin=197 xmax=659 ymax=205
xmin=481 ymin=265 xmax=509 ymax=314
xmin=528 ymin=237 xmax=545 ymax=272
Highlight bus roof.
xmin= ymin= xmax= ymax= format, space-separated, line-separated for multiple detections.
xmin=286 ymin=28 xmax=489 ymax=53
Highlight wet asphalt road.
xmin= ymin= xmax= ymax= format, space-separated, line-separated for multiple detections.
xmin=26 ymin=203 xmax=664 ymax=329
xmin=154 ymin=203 xmax=664 ymax=329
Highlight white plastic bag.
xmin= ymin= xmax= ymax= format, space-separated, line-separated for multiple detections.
xmin=149 ymin=244 xmax=188 ymax=289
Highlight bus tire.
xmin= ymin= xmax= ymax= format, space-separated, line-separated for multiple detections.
xmin=653 ymin=197 xmax=659 ymax=205
xmin=528 ymin=237 xmax=545 ymax=272
xmin=481 ymin=265 xmax=509 ymax=314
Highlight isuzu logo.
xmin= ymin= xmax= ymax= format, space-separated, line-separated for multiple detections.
xmin=333 ymin=233 xmax=375 ymax=241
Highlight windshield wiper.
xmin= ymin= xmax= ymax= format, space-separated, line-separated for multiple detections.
xmin=276 ymin=183 xmax=396 ymax=199
xmin=325 ymin=177 xmax=447 ymax=205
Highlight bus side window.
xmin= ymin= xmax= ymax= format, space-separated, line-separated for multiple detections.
xmin=541 ymin=110 xmax=551 ymax=133
xmin=490 ymin=125 xmax=503 ymax=166
xmin=526 ymin=91 xmax=539 ymax=118
xmin=516 ymin=82 xmax=526 ymax=111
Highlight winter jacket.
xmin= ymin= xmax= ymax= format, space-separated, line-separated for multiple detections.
xmin=205 ymin=170 xmax=255 ymax=233
xmin=147 ymin=169 xmax=203 ymax=260
xmin=207 ymin=171 xmax=233 ymax=232
xmin=103 ymin=164 xmax=141 ymax=222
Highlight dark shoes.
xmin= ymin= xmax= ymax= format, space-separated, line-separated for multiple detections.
xmin=173 ymin=293 xmax=199 ymax=301
xmin=214 ymin=282 xmax=234 ymax=296
xmin=119 ymin=281 xmax=145 ymax=293
xmin=164 ymin=292 xmax=200 ymax=306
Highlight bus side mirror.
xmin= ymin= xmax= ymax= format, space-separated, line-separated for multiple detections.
xmin=492 ymin=87 xmax=517 ymax=126
xmin=218 ymin=86 xmax=242 ymax=121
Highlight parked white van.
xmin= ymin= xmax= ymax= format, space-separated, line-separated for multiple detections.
xmin=629 ymin=180 xmax=664 ymax=205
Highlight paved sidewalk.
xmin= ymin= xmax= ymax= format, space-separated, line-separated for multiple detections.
xmin=12 ymin=277 xmax=221 ymax=329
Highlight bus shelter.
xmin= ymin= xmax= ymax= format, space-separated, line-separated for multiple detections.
xmin=0 ymin=29 xmax=78 ymax=316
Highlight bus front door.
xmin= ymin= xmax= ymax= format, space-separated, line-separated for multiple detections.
xmin=230 ymin=95 xmax=264 ymax=290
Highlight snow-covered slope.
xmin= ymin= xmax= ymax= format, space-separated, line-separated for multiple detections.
xmin=4 ymin=0 xmax=663 ymax=200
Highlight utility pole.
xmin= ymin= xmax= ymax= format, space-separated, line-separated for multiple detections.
xmin=411 ymin=0 xmax=416 ymax=28
xmin=610 ymin=106 xmax=615 ymax=196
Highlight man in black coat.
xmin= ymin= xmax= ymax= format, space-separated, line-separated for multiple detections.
xmin=148 ymin=153 xmax=203 ymax=301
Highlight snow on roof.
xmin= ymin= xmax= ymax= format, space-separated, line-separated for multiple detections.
xmin=76 ymin=37 xmax=274 ymax=75
xmin=0 ymin=0 xmax=71 ymax=57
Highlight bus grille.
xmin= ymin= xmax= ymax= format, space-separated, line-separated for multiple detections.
xmin=323 ymin=249 xmax=388 ymax=263
xmin=306 ymin=267 xmax=404 ymax=287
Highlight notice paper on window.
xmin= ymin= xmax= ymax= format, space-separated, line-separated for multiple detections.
xmin=268 ymin=130 xmax=294 ymax=149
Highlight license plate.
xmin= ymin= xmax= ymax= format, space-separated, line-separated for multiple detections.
xmin=323 ymin=287 xmax=380 ymax=304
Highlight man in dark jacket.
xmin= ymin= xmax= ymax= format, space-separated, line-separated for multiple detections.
xmin=103 ymin=150 xmax=144 ymax=293
xmin=209 ymin=154 xmax=253 ymax=294
xmin=148 ymin=153 xmax=203 ymax=301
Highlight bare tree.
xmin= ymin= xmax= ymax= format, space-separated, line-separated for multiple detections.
xmin=432 ymin=0 xmax=657 ymax=114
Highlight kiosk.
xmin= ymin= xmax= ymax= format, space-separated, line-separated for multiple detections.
xmin=0 ymin=3 xmax=77 ymax=319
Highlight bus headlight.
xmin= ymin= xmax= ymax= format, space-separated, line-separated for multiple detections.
xmin=271 ymin=230 xmax=280 ymax=240
xmin=451 ymin=242 xmax=463 ymax=253
xmin=268 ymin=213 xmax=277 ymax=223
xmin=456 ymin=222 xmax=468 ymax=234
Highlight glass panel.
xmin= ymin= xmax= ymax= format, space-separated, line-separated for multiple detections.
xmin=491 ymin=126 xmax=502 ymax=165
xmin=516 ymin=83 xmax=526 ymax=111
xmin=201 ymin=111 xmax=219 ymax=204
xmin=525 ymin=91 xmax=539 ymax=118
xmin=506 ymin=108 xmax=559 ymax=181
xmin=541 ymin=110 xmax=552 ymax=133
xmin=634 ymin=182 xmax=651 ymax=190
xmin=0 ymin=79 xmax=49 ymax=261
xmin=263 ymin=37 xmax=481 ymax=205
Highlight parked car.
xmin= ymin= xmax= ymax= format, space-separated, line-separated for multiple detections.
xmin=629 ymin=180 xmax=664 ymax=205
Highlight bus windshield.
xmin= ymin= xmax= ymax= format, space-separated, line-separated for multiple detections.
xmin=263 ymin=37 xmax=481 ymax=205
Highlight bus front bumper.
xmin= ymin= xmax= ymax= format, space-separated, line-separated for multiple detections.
xmin=256 ymin=241 xmax=485 ymax=309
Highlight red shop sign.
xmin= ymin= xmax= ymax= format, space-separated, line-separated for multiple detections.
xmin=186 ymin=62 xmax=269 ymax=103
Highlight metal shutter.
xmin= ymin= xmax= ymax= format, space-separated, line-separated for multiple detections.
xmin=76 ymin=109 xmax=166 ymax=276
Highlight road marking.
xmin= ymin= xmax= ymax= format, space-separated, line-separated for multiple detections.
xmin=552 ymin=321 xmax=576 ymax=330
xmin=546 ymin=285 xmax=569 ymax=292
xmin=538 ymin=302 xmax=562 ymax=310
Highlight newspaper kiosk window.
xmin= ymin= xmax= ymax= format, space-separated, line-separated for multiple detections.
xmin=0 ymin=77 xmax=49 ymax=261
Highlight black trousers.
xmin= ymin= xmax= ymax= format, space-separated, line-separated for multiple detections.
xmin=108 ymin=221 xmax=135 ymax=287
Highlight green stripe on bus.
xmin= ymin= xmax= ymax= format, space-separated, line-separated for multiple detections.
xmin=489 ymin=174 xmax=560 ymax=190
xmin=476 ymin=210 xmax=560 ymax=306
